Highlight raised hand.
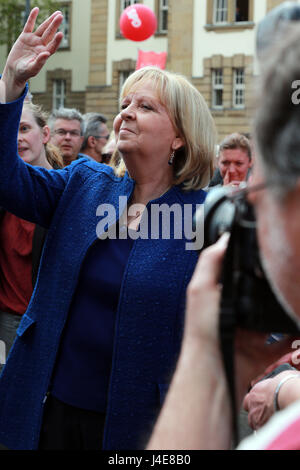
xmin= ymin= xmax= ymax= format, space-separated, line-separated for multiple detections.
xmin=0 ymin=7 xmax=63 ymax=103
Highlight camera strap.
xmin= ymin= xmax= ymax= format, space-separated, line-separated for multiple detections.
xmin=219 ymin=299 xmax=239 ymax=448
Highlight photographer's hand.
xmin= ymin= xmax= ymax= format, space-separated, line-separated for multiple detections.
xmin=147 ymin=233 xmax=233 ymax=450
xmin=0 ymin=8 xmax=63 ymax=103
xmin=147 ymin=232 xmax=297 ymax=450
xmin=243 ymin=371 xmax=300 ymax=430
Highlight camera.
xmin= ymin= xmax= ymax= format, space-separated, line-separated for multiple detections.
xmin=196 ymin=185 xmax=300 ymax=334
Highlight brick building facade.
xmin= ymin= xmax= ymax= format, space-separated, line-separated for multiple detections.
xmin=23 ymin=0 xmax=292 ymax=141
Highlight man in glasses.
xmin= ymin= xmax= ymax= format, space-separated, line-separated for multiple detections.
xmin=81 ymin=113 xmax=110 ymax=163
xmin=48 ymin=108 xmax=85 ymax=166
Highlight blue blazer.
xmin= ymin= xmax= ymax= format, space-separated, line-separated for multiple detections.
xmin=0 ymin=89 xmax=206 ymax=450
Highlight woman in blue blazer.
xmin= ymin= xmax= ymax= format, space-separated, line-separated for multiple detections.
xmin=0 ymin=9 xmax=216 ymax=450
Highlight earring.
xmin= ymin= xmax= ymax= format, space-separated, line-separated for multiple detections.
xmin=168 ymin=150 xmax=175 ymax=166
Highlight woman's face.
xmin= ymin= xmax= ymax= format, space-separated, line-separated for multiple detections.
xmin=18 ymin=108 xmax=50 ymax=167
xmin=113 ymin=81 xmax=183 ymax=164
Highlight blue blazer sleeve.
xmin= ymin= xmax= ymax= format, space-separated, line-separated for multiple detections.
xmin=0 ymin=85 xmax=71 ymax=228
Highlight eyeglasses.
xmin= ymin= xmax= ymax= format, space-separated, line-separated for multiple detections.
xmin=53 ymin=129 xmax=82 ymax=137
xmin=93 ymin=135 xmax=110 ymax=141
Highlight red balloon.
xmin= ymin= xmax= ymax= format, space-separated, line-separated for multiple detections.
xmin=120 ymin=4 xmax=157 ymax=42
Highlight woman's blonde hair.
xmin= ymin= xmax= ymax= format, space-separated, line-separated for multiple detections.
xmin=23 ymin=102 xmax=64 ymax=169
xmin=110 ymin=66 xmax=217 ymax=190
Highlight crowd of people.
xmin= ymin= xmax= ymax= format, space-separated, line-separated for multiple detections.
xmin=0 ymin=1 xmax=299 ymax=451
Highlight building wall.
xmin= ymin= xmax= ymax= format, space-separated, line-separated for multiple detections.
xmin=189 ymin=0 xmax=263 ymax=140
xmin=85 ymin=0 xmax=274 ymax=140
xmin=166 ymin=0 xmax=194 ymax=76
xmin=85 ymin=0 xmax=168 ymax=125
xmin=30 ymin=0 xmax=92 ymax=113
xmin=106 ymin=0 xmax=167 ymax=86
xmin=7 ymin=0 xmax=297 ymax=141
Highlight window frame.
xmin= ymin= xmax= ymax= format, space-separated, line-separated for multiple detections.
xmin=232 ymin=67 xmax=245 ymax=109
xmin=58 ymin=2 xmax=71 ymax=50
xmin=213 ymin=0 xmax=228 ymax=25
xmin=52 ymin=79 xmax=66 ymax=111
xmin=206 ymin=0 xmax=254 ymax=30
xmin=157 ymin=0 xmax=168 ymax=34
xmin=119 ymin=70 xmax=135 ymax=95
xmin=212 ymin=68 xmax=224 ymax=110
xmin=116 ymin=0 xmax=142 ymax=38
xmin=120 ymin=0 xmax=139 ymax=11
xmin=235 ymin=0 xmax=250 ymax=23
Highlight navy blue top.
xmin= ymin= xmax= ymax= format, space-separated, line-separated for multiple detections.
xmin=51 ymin=228 xmax=134 ymax=412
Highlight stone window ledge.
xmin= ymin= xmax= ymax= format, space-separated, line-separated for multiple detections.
xmin=212 ymin=108 xmax=246 ymax=115
xmin=205 ymin=22 xmax=255 ymax=32
xmin=115 ymin=32 xmax=167 ymax=39
xmin=57 ymin=46 xmax=71 ymax=52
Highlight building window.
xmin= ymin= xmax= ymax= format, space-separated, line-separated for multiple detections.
xmin=207 ymin=0 xmax=253 ymax=28
xmin=235 ymin=0 xmax=249 ymax=22
xmin=213 ymin=0 xmax=228 ymax=24
xmin=59 ymin=4 xmax=71 ymax=48
xmin=119 ymin=70 xmax=134 ymax=93
xmin=212 ymin=69 xmax=224 ymax=109
xmin=53 ymin=79 xmax=66 ymax=110
xmin=158 ymin=0 xmax=168 ymax=33
xmin=121 ymin=0 xmax=139 ymax=11
xmin=233 ymin=68 xmax=245 ymax=108
xmin=117 ymin=1 xmax=141 ymax=37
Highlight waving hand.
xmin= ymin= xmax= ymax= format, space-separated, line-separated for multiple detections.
xmin=0 ymin=7 xmax=63 ymax=103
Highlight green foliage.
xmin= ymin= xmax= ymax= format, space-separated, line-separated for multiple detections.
xmin=0 ymin=0 xmax=61 ymax=54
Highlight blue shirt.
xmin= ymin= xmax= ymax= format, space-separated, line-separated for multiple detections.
xmin=50 ymin=229 xmax=134 ymax=412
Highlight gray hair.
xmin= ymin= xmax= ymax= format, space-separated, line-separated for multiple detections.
xmin=82 ymin=113 xmax=107 ymax=149
xmin=48 ymin=107 xmax=85 ymax=135
xmin=256 ymin=1 xmax=300 ymax=63
xmin=254 ymin=26 xmax=300 ymax=199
